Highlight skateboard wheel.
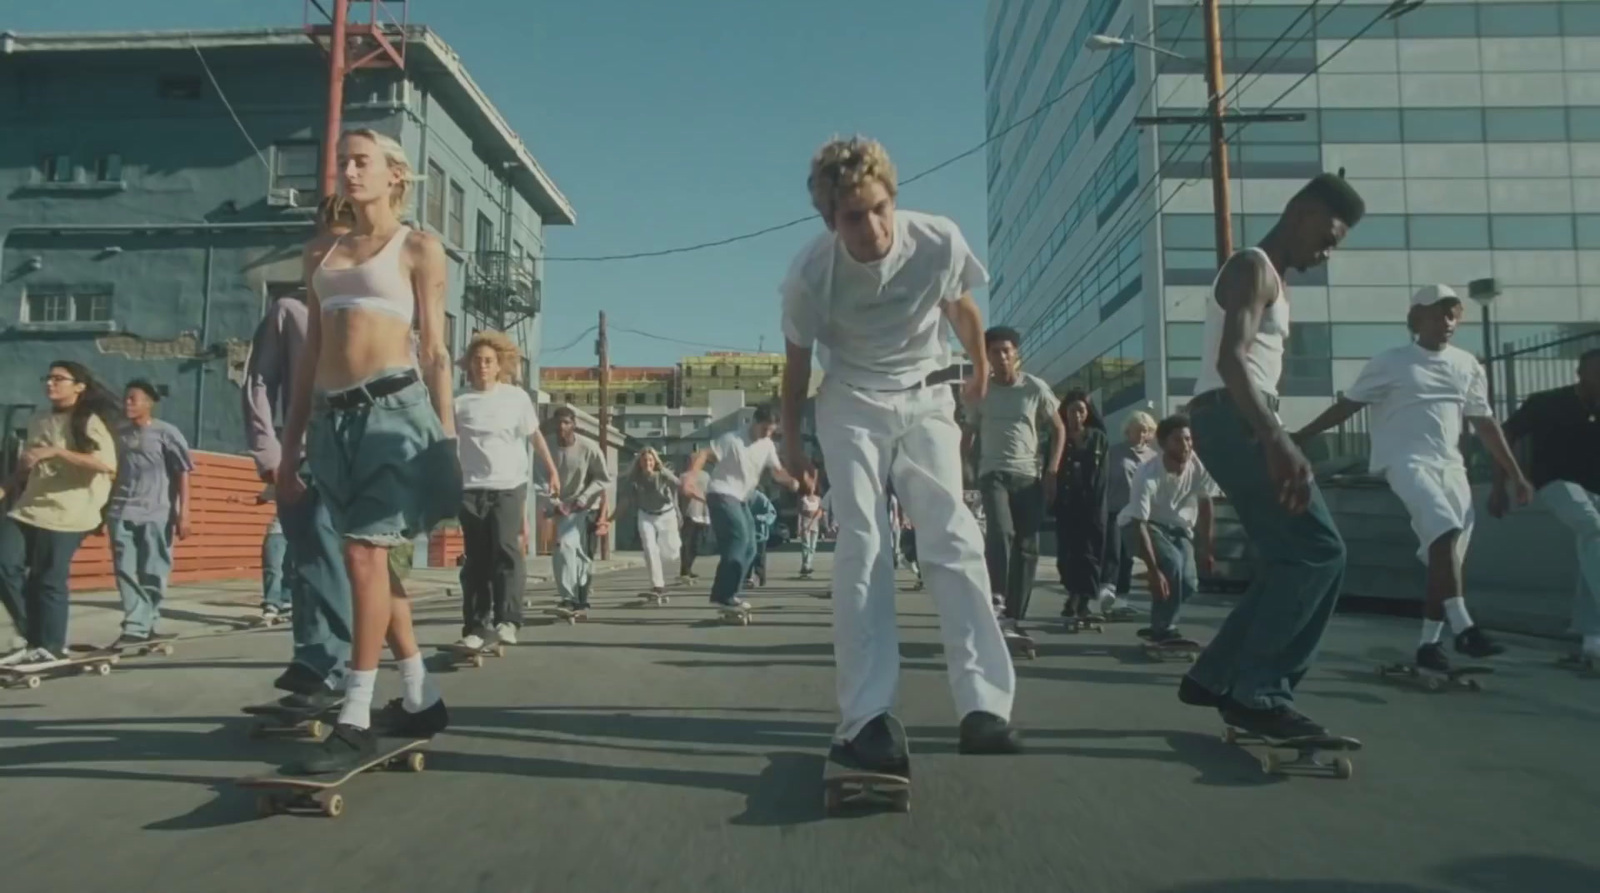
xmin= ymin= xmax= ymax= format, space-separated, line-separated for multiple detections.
xmin=893 ymin=792 xmax=911 ymax=813
xmin=307 ymin=720 xmax=326 ymax=739
xmin=471 ymin=655 xmax=484 ymax=669
xmin=493 ymin=645 xmax=505 ymax=658
xmin=1333 ymin=757 xmax=1354 ymax=779
xmin=25 ymin=675 xmax=40 ymax=690
xmin=1185 ymin=652 xmax=1196 ymax=664
xmin=406 ymin=751 xmax=426 ymax=772
xmin=256 ymin=794 xmax=278 ymax=817
xmin=824 ymin=787 xmax=842 ymax=813
xmin=321 ymin=793 xmax=344 ymax=818
xmin=1423 ymin=677 xmax=1442 ymax=693
xmin=96 ymin=662 xmax=111 ymax=676
xmin=1261 ymin=752 xmax=1280 ymax=775
xmin=1465 ymin=678 xmax=1482 ymax=692
xmin=1222 ymin=727 xmax=1239 ymax=745
xmin=661 ymin=597 xmax=670 ymax=605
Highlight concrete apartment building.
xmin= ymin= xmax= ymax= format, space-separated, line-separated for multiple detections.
xmin=0 ymin=27 xmax=573 ymax=454
xmin=984 ymin=0 xmax=1600 ymax=430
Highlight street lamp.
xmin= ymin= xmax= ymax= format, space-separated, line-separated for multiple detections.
xmin=1469 ymin=277 xmax=1501 ymax=411
xmin=1085 ymin=33 xmax=1188 ymax=60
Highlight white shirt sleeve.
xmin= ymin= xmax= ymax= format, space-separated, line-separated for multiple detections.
xmin=943 ymin=221 xmax=989 ymax=303
xmin=764 ymin=439 xmax=782 ymax=473
xmin=1195 ymin=459 xmax=1220 ymax=498
xmin=1462 ymin=357 xmax=1492 ymax=418
xmin=519 ymin=390 xmax=540 ymax=437
xmin=1343 ymin=352 xmax=1393 ymax=405
xmin=780 ymin=253 xmax=820 ymax=348
xmin=1117 ymin=460 xmax=1159 ymax=528
xmin=1034 ymin=376 xmax=1061 ymax=423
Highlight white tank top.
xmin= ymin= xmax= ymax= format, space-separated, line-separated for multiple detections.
xmin=1192 ymin=246 xmax=1289 ymax=398
xmin=313 ymin=225 xmax=415 ymax=324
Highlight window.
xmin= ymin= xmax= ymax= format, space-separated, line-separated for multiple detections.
xmin=1402 ymin=109 xmax=1484 ymax=144
xmin=157 ymin=75 xmax=202 ymax=100
xmin=475 ymin=212 xmax=496 ymax=258
xmin=1569 ymin=109 xmax=1600 ymax=143
xmin=1578 ymin=216 xmax=1600 ymax=250
xmin=1319 ymin=109 xmax=1400 ymax=144
xmin=1408 ymin=215 xmax=1490 ymax=251
xmin=1565 ymin=2 xmax=1600 ymax=36
xmin=43 ymin=154 xmax=73 ymax=183
xmin=1485 ymin=108 xmax=1566 ymax=143
xmin=615 ymin=394 xmax=626 ymax=406
xmin=95 ymin=154 xmax=123 ymax=182
xmin=1492 ymin=215 xmax=1574 ymax=250
xmin=425 ymin=161 xmax=446 ymax=232
xmin=447 ymin=180 xmax=465 ymax=247
xmin=1281 ymin=322 xmax=1332 ymax=397
xmin=1396 ymin=5 xmax=1478 ymax=39
xmin=1315 ymin=6 xmax=1399 ymax=40
xmin=24 ymin=286 xmax=113 ymax=324
xmin=1166 ymin=323 xmax=1205 ymax=359
xmin=655 ymin=393 xmax=665 ymax=406
xmin=1342 ymin=215 xmax=1407 ymax=251
xmin=1480 ymin=3 xmax=1559 ymax=38
xmin=633 ymin=393 xmax=646 ymax=405
xmin=272 ymin=142 xmax=319 ymax=193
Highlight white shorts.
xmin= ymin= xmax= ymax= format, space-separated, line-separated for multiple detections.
xmin=1385 ymin=463 xmax=1473 ymax=564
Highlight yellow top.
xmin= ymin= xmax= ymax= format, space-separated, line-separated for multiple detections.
xmin=9 ymin=410 xmax=117 ymax=533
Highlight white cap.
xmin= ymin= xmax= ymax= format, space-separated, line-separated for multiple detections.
xmin=1410 ymin=284 xmax=1460 ymax=308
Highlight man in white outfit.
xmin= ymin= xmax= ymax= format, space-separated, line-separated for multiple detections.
xmin=779 ymin=136 xmax=1020 ymax=771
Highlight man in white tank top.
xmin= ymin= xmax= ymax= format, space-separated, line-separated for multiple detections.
xmin=1296 ymin=285 xmax=1533 ymax=676
xmin=1179 ymin=173 xmax=1365 ymax=742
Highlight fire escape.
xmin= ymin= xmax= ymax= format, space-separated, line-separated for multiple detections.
xmin=464 ymin=249 xmax=542 ymax=331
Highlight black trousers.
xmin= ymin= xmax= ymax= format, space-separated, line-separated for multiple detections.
xmin=980 ymin=471 xmax=1044 ymax=621
xmin=1054 ymin=494 xmax=1105 ymax=598
xmin=1103 ymin=511 xmax=1135 ymax=595
xmin=458 ymin=485 xmax=527 ymax=633
xmin=680 ymin=519 xmax=707 ymax=577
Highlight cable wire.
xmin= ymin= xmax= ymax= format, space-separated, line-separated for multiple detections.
xmin=541 ymin=324 xmax=599 ymax=356
xmin=191 ymin=41 xmax=271 ymax=177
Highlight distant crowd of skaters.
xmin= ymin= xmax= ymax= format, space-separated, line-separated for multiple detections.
xmin=2 ymin=132 xmax=1597 ymax=779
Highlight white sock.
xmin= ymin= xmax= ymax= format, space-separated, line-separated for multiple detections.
xmin=1582 ymin=634 xmax=1600 ymax=656
xmin=398 ymin=652 xmax=439 ymax=713
xmin=1442 ymin=597 xmax=1473 ymax=633
xmin=1420 ymin=619 xmax=1445 ymax=646
xmin=337 ymin=669 xmax=377 ymax=730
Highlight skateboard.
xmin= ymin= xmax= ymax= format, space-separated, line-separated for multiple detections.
xmin=437 ymin=641 xmax=505 ymax=669
xmin=546 ymin=606 xmax=588 ymax=625
xmin=1063 ymin=615 xmax=1104 ymax=634
xmin=1555 ymin=652 xmax=1597 ymax=675
xmin=1100 ymin=605 xmax=1140 ymax=623
xmin=242 ymin=699 xmax=341 ymax=739
xmin=1003 ymin=630 xmax=1037 ymax=660
xmin=113 ymin=636 xmax=177 ymax=658
xmin=1142 ymin=638 xmax=1202 ymax=663
xmin=716 ymin=604 xmax=754 ymax=626
xmin=637 ymin=591 xmax=670 ymax=606
xmin=823 ymin=758 xmax=911 ymax=814
xmin=250 ymin=613 xmax=289 ymax=629
xmin=1376 ymin=662 xmax=1492 ymax=692
xmin=0 ymin=648 xmax=119 ymax=690
xmin=1222 ymin=726 xmax=1362 ymax=780
xmin=237 ymin=737 xmax=428 ymax=818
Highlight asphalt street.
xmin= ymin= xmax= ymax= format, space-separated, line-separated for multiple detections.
xmin=1 ymin=549 xmax=1596 ymax=893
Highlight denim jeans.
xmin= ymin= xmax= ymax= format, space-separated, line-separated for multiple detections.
xmin=1536 ymin=482 xmax=1600 ymax=638
xmin=261 ymin=517 xmax=292 ymax=612
xmin=979 ymin=471 xmax=1043 ymax=620
xmin=278 ymin=473 xmax=353 ymax=689
xmin=1104 ymin=511 xmax=1135 ymax=596
xmin=708 ymin=494 xmax=755 ymax=604
xmin=799 ymin=522 xmax=820 ymax=573
xmin=110 ymin=519 xmax=174 ymax=638
xmin=0 ymin=516 xmax=85 ymax=653
xmin=553 ymin=509 xmax=593 ymax=608
xmin=1187 ymin=397 xmax=1346 ymax=709
xmin=1134 ymin=521 xmax=1198 ymax=634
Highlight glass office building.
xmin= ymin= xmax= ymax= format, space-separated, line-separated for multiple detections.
xmin=985 ymin=0 xmax=1600 ymax=428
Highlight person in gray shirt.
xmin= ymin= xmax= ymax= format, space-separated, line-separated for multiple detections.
xmin=624 ymin=447 xmax=681 ymax=598
xmin=107 ymin=380 xmax=194 ymax=647
xmin=962 ymin=327 xmax=1066 ymax=635
xmin=1101 ymin=411 xmax=1157 ymax=617
xmin=548 ymin=406 xmax=613 ymax=612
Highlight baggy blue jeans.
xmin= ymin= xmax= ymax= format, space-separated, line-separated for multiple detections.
xmin=708 ymin=494 xmax=756 ymax=605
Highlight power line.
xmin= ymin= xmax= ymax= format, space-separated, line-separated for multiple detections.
xmin=541 ymin=324 xmax=598 ymax=355
xmin=612 ymin=325 xmax=766 ymax=354
xmin=190 ymin=40 xmax=271 ymax=177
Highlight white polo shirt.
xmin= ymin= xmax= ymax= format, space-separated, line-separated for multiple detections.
xmin=707 ymin=431 xmax=780 ymax=500
xmin=1117 ymin=454 xmax=1219 ymax=534
xmin=1345 ymin=342 xmax=1491 ymax=474
xmin=780 ymin=210 xmax=988 ymax=391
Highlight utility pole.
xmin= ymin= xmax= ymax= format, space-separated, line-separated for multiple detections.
xmin=308 ymin=0 xmax=408 ymax=201
xmin=595 ymin=310 xmax=611 ymax=560
xmin=1201 ymin=0 xmax=1232 ymax=265
xmin=319 ymin=0 xmax=351 ymax=200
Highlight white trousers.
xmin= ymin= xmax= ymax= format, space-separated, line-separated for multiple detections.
xmin=814 ymin=380 xmax=1015 ymax=741
xmin=637 ymin=507 xmax=681 ymax=590
xmin=1386 ymin=462 xmax=1474 ymax=564
xmin=1537 ymin=482 xmax=1600 ymax=638
xmin=553 ymin=510 xmax=592 ymax=603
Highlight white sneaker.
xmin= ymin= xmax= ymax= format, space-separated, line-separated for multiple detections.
xmin=1000 ymin=618 xmax=1019 ymax=636
xmin=18 ymin=648 xmax=61 ymax=670
xmin=0 ymin=646 xmax=30 ymax=667
xmin=1097 ymin=592 xmax=1121 ymax=615
xmin=494 ymin=623 xmax=518 ymax=646
xmin=460 ymin=634 xmax=486 ymax=651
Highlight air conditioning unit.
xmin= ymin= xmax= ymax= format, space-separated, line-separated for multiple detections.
xmin=267 ymin=186 xmax=304 ymax=208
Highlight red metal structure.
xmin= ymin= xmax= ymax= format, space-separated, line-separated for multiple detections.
xmin=305 ymin=0 xmax=410 ymax=199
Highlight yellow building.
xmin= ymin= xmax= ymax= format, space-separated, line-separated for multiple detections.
xmin=542 ymin=366 xmax=676 ymax=409
xmin=678 ymin=351 xmax=784 ymax=407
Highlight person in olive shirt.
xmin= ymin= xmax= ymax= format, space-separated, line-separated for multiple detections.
xmin=1492 ymin=348 xmax=1600 ymax=664
xmin=962 ymin=326 xmax=1066 ymax=635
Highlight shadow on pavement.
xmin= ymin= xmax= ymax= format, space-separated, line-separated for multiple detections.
xmin=1149 ymin=854 xmax=1600 ymax=893
xmin=1153 ymin=882 xmax=1436 ymax=892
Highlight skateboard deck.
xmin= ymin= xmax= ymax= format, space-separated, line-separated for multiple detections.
xmin=823 ymin=757 xmax=911 ymax=814
xmin=1376 ymin=662 xmax=1493 ymax=692
xmin=716 ymin=605 xmax=754 ymax=626
xmin=637 ymin=591 xmax=670 ymax=605
xmin=1100 ymin=605 xmax=1140 ymax=623
xmin=1142 ymin=638 xmax=1202 ymax=663
xmin=1003 ymin=631 xmax=1037 ymax=660
xmin=237 ymin=737 xmax=428 ymax=818
xmin=242 ymin=699 xmax=341 ymax=739
xmin=111 ymin=636 xmax=177 ymax=658
xmin=0 ymin=648 xmax=119 ymax=689
xmin=1556 ymin=652 xmax=1597 ymax=675
xmin=436 ymin=641 xmax=505 ymax=668
xmin=1223 ymin=727 xmax=1361 ymax=779
xmin=546 ymin=607 xmax=589 ymax=625
xmin=1063 ymin=615 xmax=1104 ymax=634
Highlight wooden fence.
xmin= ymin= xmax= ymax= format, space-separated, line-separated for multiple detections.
xmin=69 ymin=451 xmax=276 ymax=592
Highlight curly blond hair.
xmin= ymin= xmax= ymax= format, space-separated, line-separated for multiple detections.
xmin=807 ymin=136 xmax=898 ymax=224
xmin=463 ymin=329 xmax=522 ymax=384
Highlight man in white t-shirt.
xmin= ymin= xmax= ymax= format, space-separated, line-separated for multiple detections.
xmin=1297 ymin=284 xmax=1532 ymax=671
xmin=778 ymin=136 xmax=1019 ymax=771
xmin=682 ymin=406 xmax=800 ymax=609
xmin=1117 ymin=415 xmax=1217 ymax=645
xmin=454 ymin=334 xmax=559 ymax=647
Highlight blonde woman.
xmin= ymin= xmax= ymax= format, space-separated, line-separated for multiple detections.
xmin=455 ymin=330 xmax=559 ymax=648
xmin=1101 ymin=411 xmax=1158 ymax=616
xmin=277 ymin=128 xmax=460 ymax=773
xmin=626 ymin=448 xmax=681 ymax=598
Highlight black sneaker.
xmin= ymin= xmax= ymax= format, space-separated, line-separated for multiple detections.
xmin=958 ymin=711 xmax=1023 ymax=755
xmin=834 ymin=712 xmax=909 ymax=775
xmin=273 ymin=662 xmax=326 ymax=696
xmin=1454 ymin=625 xmax=1505 ymax=659
xmin=372 ymin=697 xmax=450 ymax=739
xmin=107 ymin=634 xmax=145 ymax=650
xmin=1416 ymin=642 xmax=1451 ymax=672
xmin=276 ymin=688 xmax=343 ymax=715
xmin=1220 ymin=702 xmax=1327 ymax=740
xmin=1136 ymin=626 xmax=1156 ymax=640
xmin=292 ymin=723 xmax=377 ymax=775
xmin=1149 ymin=627 xmax=1182 ymax=644
xmin=1178 ymin=675 xmax=1224 ymax=707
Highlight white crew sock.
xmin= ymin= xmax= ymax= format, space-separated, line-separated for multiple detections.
xmin=1442 ymin=597 xmax=1473 ymax=634
xmin=1420 ymin=619 xmax=1445 ymax=646
xmin=1583 ymin=634 xmax=1600 ymax=656
xmin=337 ymin=669 xmax=377 ymax=730
xmin=398 ymin=652 xmax=439 ymax=713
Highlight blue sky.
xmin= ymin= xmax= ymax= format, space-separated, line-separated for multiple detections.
xmin=8 ymin=0 xmax=992 ymax=367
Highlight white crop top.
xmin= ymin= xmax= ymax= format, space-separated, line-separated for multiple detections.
xmin=313 ymin=225 xmax=415 ymax=324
